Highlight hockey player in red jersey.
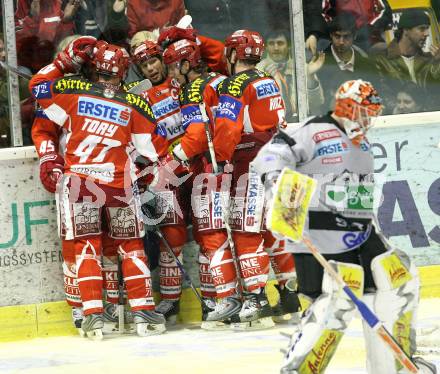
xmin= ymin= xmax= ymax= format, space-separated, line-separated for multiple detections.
xmin=131 ymin=40 xmax=192 ymax=323
xmin=30 ymin=37 xmax=169 ymax=339
xmin=162 ymin=38 xmax=234 ymax=328
xmin=209 ymin=30 xmax=300 ymax=325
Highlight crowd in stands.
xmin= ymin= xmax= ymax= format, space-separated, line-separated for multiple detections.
xmin=0 ymin=0 xmax=439 ymax=147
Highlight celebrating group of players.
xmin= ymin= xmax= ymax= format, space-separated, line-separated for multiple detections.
xmin=29 ymin=26 xmax=298 ymax=339
xmin=28 ymin=19 xmax=436 ymax=374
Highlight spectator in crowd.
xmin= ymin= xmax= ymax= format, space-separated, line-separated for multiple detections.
xmin=127 ymin=0 xmax=185 ymax=37
xmin=66 ymin=0 xmax=105 ymax=38
xmin=322 ymin=0 xmax=393 ymax=52
xmin=306 ymin=12 xmax=376 ymax=113
xmin=374 ymin=9 xmax=440 ymax=108
xmin=258 ymin=29 xmax=297 ymax=121
xmin=390 ymin=82 xmax=432 ymax=115
xmin=304 ymin=0 xmax=392 ymax=56
xmin=15 ymin=0 xmax=76 ymax=72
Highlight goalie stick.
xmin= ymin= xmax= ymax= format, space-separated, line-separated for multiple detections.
xmin=268 ymin=168 xmax=421 ymax=374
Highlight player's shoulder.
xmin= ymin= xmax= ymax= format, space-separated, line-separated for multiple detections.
xmin=218 ymin=69 xmax=270 ymax=97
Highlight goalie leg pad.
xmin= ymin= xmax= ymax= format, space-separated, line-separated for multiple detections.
xmin=281 ymin=261 xmax=364 ymax=373
xmin=363 ymin=249 xmax=420 ymax=374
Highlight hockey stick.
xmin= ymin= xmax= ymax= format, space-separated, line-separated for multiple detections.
xmin=126 ymin=78 xmax=152 ymax=94
xmin=0 ymin=61 xmax=32 ymax=80
xmin=154 ymin=228 xmax=205 ymax=306
xmin=117 ymin=254 xmax=125 ymax=334
xmin=199 ymin=102 xmax=243 ymax=298
xmin=268 ymin=168 xmax=420 ymax=374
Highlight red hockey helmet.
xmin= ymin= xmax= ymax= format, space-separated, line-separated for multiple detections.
xmin=133 ymin=41 xmax=162 ymax=63
xmin=162 ymin=39 xmax=201 ymax=68
xmin=224 ymin=30 xmax=265 ymax=62
xmin=91 ymin=43 xmax=130 ymax=80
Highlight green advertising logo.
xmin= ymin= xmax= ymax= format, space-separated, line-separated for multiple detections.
xmin=326 ymin=185 xmax=374 ymax=210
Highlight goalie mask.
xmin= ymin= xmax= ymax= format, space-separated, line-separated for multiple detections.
xmin=334 ymin=79 xmax=383 ymax=146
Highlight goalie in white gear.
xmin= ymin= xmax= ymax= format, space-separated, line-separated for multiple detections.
xmin=252 ymin=80 xmax=436 ymax=374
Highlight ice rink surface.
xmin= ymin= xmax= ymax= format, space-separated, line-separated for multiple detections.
xmin=1 ymin=299 xmax=439 ymax=374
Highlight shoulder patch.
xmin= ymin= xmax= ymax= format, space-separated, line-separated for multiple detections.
xmin=253 ymin=78 xmax=280 ymax=99
xmin=32 ymin=81 xmax=52 ymax=99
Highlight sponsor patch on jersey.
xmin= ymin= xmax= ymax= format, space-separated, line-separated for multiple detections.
xmin=216 ymin=96 xmax=242 ymax=121
xmin=77 ymin=96 xmax=131 ymax=126
xmin=313 ymin=129 xmax=341 ymax=143
xmin=315 ymin=141 xmax=348 ymax=157
xmin=253 ymin=78 xmax=279 ymax=100
xmin=322 ymin=156 xmax=342 ymax=164
xmin=151 ymin=96 xmax=180 ymax=120
xmin=181 ymin=105 xmax=203 ymax=129
xmin=32 ymin=82 xmax=52 ymax=99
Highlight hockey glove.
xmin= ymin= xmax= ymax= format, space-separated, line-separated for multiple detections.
xmin=158 ymin=26 xmax=197 ymax=49
xmin=171 ymin=143 xmax=189 ymax=168
xmin=54 ymin=36 xmax=97 ymax=74
xmin=39 ymin=153 xmax=64 ymax=193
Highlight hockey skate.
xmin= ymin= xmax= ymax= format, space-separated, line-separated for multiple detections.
xmin=272 ymin=279 xmax=301 ymax=324
xmin=201 ymin=298 xmax=231 ymax=331
xmin=81 ymin=313 xmax=104 ymax=341
xmin=231 ymin=290 xmax=275 ymax=331
xmin=132 ymin=309 xmax=166 ymax=337
xmin=72 ymin=307 xmax=85 ymax=337
xmin=102 ymin=301 xmax=134 ymax=334
xmin=204 ymin=296 xmax=242 ymax=324
xmin=155 ymin=299 xmax=180 ymax=325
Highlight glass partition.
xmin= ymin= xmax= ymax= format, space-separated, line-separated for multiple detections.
xmin=2 ymin=0 xmax=440 ymax=148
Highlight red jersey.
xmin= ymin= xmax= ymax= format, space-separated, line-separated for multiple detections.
xmin=178 ymin=72 xmax=226 ymax=159
xmin=30 ymin=64 xmax=167 ymax=188
xmin=31 ymin=106 xmax=64 ymax=158
xmin=213 ymin=69 xmax=285 ymax=162
xmin=139 ymin=77 xmax=182 ymax=155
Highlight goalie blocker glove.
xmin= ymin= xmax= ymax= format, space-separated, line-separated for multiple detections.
xmin=39 ymin=152 xmax=64 ymax=193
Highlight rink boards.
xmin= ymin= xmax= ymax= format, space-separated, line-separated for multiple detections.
xmin=0 ymin=118 xmax=439 ymax=342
